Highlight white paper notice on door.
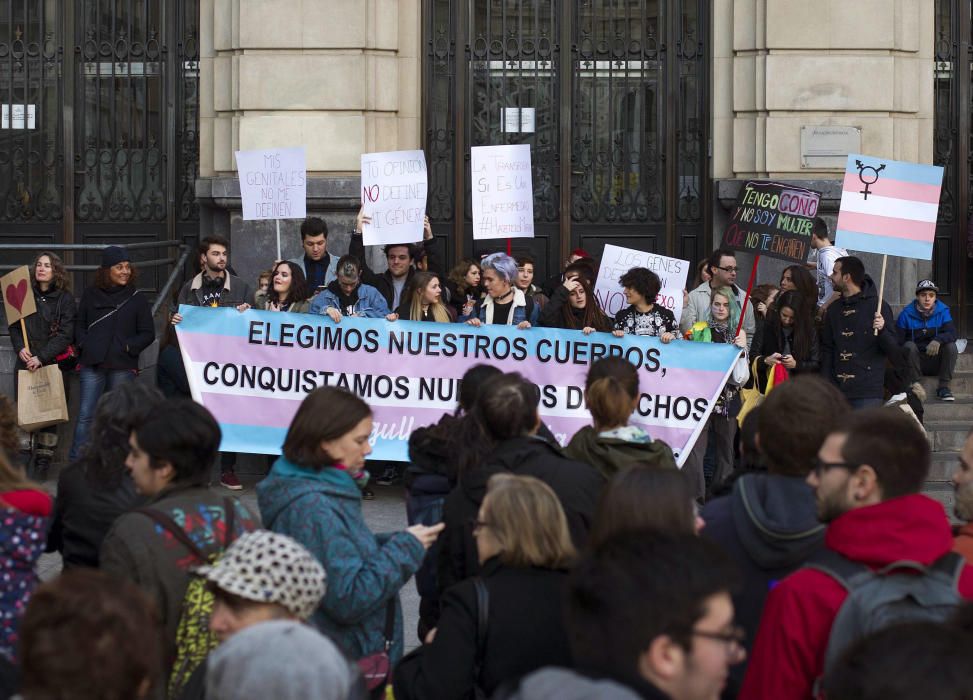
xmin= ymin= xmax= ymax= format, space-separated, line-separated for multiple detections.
xmin=2 ymin=105 xmax=36 ymax=130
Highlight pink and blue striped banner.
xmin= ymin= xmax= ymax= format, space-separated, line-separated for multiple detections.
xmin=175 ymin=306 xmax=743 ymax=467
xmin=835 ymin=153 xmax=943 ymax=260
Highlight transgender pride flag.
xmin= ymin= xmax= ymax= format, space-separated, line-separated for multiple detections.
xmin=835 ymin=154 xmax=943 ymax=260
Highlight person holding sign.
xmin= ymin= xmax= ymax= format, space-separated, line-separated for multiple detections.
xmin=8 ymin=252 xmax=76 ymax=476
xmin=684 ymin=288 xmax=749 ymax=501
xmin=387 ymin=272 xmax=455 ymax=323
xmin=820 ymin=256 xmax=896 ymax=409
xmin=611 ymin=268 xmax=679 ymax=341
xmin=70 ymin=247 xmax=154 ymax=463
xmin=254 ymin=261 xmax=312 ymax=313
xmin=351 ymin=207 xmax=438 ymax=311
xmin=462 ymin=253 xmax=539 ymax=329
xmin=288 ymin=218 xmax=339 ymax=295
xmin=538 ymin=274 xmax=612 ymax=335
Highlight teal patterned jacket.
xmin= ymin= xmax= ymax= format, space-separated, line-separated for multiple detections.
xmin=257 ymin=457 xmax=425 ymax=662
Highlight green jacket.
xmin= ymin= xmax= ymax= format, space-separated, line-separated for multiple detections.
xmin=564 ymin=426 xmax=676 ymax=479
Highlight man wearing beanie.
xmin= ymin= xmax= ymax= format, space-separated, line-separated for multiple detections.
xmin=170 ymin=235 xmax=252 ymax=489
xmin=896 ymin=279 xmax=958 ymax=401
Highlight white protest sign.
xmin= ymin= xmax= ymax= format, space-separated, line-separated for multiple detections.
xmin=360 ymin=150 xmax=428 ymax=246
xmin=235 ymin=147 xmax=307 ymax=221
xmin=471 ymin=144 xmax=534 ymax=240
xmin=595 ymin=244 xmax=690 ymax=323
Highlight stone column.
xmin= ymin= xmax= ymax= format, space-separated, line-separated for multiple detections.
xmin=711 ymin=0 xmax=935 ymax=309
xmin=196 ymin=0 xmax=422 ymax=283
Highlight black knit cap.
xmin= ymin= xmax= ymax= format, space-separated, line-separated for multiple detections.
xmin=101 ymin=245 xmax=130 ymax=268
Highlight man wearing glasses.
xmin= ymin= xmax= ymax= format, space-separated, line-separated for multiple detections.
xmin=741 ymin=408 xmax=973 ymax=700
xmin=680 ymin=247 xmax=756 ymax=348
xmin=511 ymin=533 xmax=746 ymax=700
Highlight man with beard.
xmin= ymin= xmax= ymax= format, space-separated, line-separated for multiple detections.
xmin=740 ymin=408 xmax=973 ymax=700
xmin=171 ymin=235 xmax=252 ymax=491
xmin=953 ymin=429 xmax=973 ymax=563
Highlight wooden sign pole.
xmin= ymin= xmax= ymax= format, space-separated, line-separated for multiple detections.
xmin=875 ymin=254 xmax=888 ymax=336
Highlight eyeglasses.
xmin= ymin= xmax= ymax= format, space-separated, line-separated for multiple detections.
xmin=691 ymin=625 xmax=746 ymax=658
xmin=811 ymin=457 xmax=860 ymax=478
xmin=717 ymin=266 xmax=738 ymax=273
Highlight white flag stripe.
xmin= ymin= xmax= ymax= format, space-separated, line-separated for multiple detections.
xmin=838 ymin=192 xmax=939 ymax=223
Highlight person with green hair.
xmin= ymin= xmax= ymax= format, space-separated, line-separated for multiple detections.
xmin=683 ymin=286 xmax=748 ymax=501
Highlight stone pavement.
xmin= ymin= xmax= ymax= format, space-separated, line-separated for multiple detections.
xmin=36 ymin=479 xmax=423 ymax=652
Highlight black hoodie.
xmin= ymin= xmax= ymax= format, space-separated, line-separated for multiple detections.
xmin=437 ymin=435 xmax=604 ymax=594
xmin=701 ymin=473 xmax=825 ymax=696
xmin=820 ymin=274 xmax=897 ymax=400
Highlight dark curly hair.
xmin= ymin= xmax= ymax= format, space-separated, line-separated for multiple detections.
xmin=619 ymin=267 xmax=662 ymax=304
xmin=31 ymin=251 xmax=71 ymax=292
xmin=94 ymin=264 xmax=138 ymax=290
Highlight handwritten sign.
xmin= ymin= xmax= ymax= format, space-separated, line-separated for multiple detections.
xmin=2 ymin=266 xmax=36 ymax=325
xmin=471 ymin=144 xmax=534 ymax=240
xmin=722 ymin=181 xmax=822 ymax=262
xmin=360 ymin=150 xmax=428 ymax=246
xmin=235 ymin=147 xmax=307 ymax=221
xmin=595 ymin=245 xmax=689 ymax=323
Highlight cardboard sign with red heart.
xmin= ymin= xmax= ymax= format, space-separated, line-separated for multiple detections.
xmin=1 ymin=266 xmax=36 ymax=325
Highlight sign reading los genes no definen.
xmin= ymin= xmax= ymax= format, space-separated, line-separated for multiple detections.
xmin=722 ymin=181 xmax=822 ymax=262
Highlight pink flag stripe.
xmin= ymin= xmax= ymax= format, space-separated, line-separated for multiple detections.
xmin=840 ymin=173 xmax=941 ymax=204
xmin=835 ymin=210 xmax=936 ymax=242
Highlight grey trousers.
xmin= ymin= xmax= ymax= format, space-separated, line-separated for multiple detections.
xmin=683 ymin=412 xmax=737 ymax=502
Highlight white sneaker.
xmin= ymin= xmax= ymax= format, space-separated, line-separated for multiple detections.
xmin=884 ymin=393 xmax=906 ymax=407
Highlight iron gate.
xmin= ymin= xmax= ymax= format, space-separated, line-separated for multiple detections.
xmin=933 ymin=0 xmax=972 ymax=331
xmin=0 ymin=0 xmax=199 ymax=286
xmin=424 ymin=0 xmax=710 ymax=279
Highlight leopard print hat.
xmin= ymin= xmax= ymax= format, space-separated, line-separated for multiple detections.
xmin=196 ymin=530 xmax=327 ymax=620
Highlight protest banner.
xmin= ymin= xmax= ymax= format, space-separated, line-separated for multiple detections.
xmin=835 ymin=154 xmax=943 ymax=261
xmin=722 ymin=181 xmax=822 ymax=263
xmin=360 ymin=150 xmax=428 ymax=247
xmin=235 ymin=147 xmax=307 ymax=259
xmin=175 ymin=306 xmax=742 ymax=467
xmin=471 ymin=144 xmax=534 ymax=242
xmin=595 ymin=244 xmax=689 ymax=324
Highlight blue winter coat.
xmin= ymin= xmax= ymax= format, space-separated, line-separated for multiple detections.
xmin=308 ymin=283 xmax=390 ymax=319
xmin=895 ymin=299 xmax=957 ymax=351
xmin=256 ymin=457 xmax=426 ymax=662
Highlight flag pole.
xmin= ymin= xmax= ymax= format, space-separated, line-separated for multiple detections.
xmin=734 ymin=254 xmax=760 ymax=340
xmin=276 ymin=219 xmax=282 ymax=262
xmin=875 ymin=254 xmax=887 ymax=336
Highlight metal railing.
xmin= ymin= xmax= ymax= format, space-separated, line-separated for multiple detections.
xmin=0 ymin=240 xmax=192 ymax=322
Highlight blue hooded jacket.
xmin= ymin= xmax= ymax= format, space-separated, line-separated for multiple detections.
xmin=308 ymin=281 xmax=390 ymax=319
xmin=895 ymin=299 xmax=956 ymax=350
xmin=256 ymin=457 xmax=425 ymax=662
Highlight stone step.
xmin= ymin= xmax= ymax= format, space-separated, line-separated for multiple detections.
xmin=956 ymin=351 xmax=973 ymax=371
xmin=922 ymin=399 xmax=973 ymax=421
xmin=924 ymin=421 xmax=970 ymax=453
xmin=929 ymin=450 xmax=959 ymax=482
xmin=920 ymin=371 xmax=973 ymax=396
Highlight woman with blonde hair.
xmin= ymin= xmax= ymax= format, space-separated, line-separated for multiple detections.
xmin=387 ymin=271 xmax=456 ymax=323
xmin=394 ymin=473 xmax=575 ymax=700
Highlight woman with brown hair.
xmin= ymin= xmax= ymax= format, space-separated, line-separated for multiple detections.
xmin=254 ymin=260 xmax=312 ymax=313
xmin=589 ymin=466 xmax=703 ymax=548
xmin=8 ymin=251 xmax=76 ymax=476
xmin=394 ymin=473 xmax=575 ymax=700
xmin=565 ymin=357 xmax=676 ymax=478
xmin=256 ymin=387 xmax=444 ymax=685
xmin=445 ymin=259 xmax=482 ymax=319
xmin=537 ymin=273 xmax=612 ymax=334
xmin=387 ymin=271 xmax=456 ymax=323
xmin=70 ymin=246 xmax=154 ymax=462
xmin=0 ymin=447 xmax=52 ymax=661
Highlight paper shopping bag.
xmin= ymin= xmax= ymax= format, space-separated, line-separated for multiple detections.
xmin=17 ymin=366 xmax=69 ymax=432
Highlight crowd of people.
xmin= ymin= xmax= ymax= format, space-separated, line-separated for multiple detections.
xmin=1 ymin=213 xmax=972 ymax=699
